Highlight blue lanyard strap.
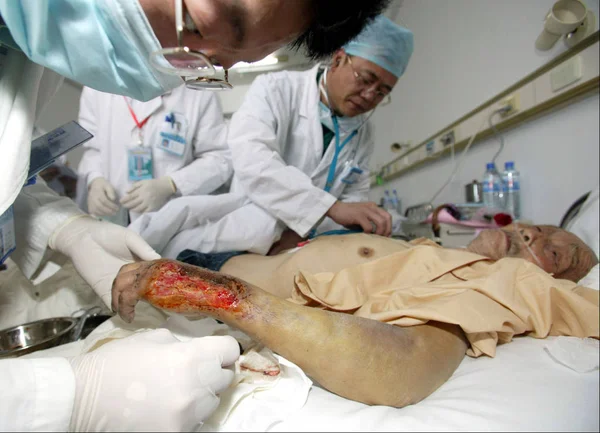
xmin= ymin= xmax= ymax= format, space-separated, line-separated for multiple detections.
xmin=324 ymin=116 xmax=358 ymax=192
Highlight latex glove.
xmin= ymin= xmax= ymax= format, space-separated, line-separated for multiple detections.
xmin=120 ymin=176 xmax=176 ymax=213
xmin=326 ymin=201 xmax=392 ymax=237
xmin=87 ymin=177 xmax=119 ymax=216
xmin=69 ymin=329 xmax=240 ymax=432
xmin=49 ymin=215 xmax=161 ymax=307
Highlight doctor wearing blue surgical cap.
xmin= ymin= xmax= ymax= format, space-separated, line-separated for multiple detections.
xmin=0 ymin=0 xmax=393 ymax=430
xmin=222 ymin=15 xmax=414 ymax=254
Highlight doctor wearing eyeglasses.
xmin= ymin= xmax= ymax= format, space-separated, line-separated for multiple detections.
xmin=0 ymin=0 xmax=391 ymax=430
xmin=227 ymin=16 xmax=414 ymax=252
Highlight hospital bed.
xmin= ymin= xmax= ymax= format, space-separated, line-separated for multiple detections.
xmin=1 ymin=188 xmax=598 ymax=432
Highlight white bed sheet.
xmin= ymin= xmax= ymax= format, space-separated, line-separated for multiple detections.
xmin=269 ymin=336 xmax=599 ymax=432
xmin=22 ymin=321 xmax=599 ymax=432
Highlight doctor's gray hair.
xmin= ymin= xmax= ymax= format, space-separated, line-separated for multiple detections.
xmin=290 ymin=1 xmax=392 ymax=60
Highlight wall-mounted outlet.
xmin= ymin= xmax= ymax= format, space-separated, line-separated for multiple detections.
xmin=498 ymin=93 xmax=520 ymax=117
xmin=425 ymin=140 xmax=435 ymax=156
xmin=439 ymin=129 xmax=456 ymax=147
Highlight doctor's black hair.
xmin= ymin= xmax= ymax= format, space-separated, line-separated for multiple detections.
xmin=290 ymin=0 xmax=392 ymax=60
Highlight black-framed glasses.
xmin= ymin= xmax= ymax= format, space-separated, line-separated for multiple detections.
xmin=148 ymin=0 xmax=233 ymax=91
xmin=346 ymin=56 xmax=392 ymax=105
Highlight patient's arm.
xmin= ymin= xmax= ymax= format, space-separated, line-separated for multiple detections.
xmin=113 ymin=259 xmax=467 ymax=407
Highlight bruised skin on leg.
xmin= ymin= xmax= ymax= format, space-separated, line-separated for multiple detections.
xmin=115 ymin=259 xmax=468 ymax=407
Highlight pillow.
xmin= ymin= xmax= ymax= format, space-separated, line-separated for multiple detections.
xmin=578 ymin=263 xmax=599 ymax=291
xmin=567 ymin=186 xmax=599 ymax=259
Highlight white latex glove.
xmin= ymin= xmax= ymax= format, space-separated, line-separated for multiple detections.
xmin=120 ymin=176 xmax=176 ymax=213
xmin=87 ymin=177 xmax=119 ymax=216
xmin=48 ymin=215 xmax=161 ymax=307
xmin=68 ymin=329 xmax=240 ymax=432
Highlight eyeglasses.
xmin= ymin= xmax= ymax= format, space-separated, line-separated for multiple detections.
xmin=346 ymin=56 xmax=392 ymax=105
xmin=149 ymin=0 xmax=233 ymax=91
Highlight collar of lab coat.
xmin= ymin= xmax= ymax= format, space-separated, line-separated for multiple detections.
xmin=301 ymin=63 xmax=367 ymax=125
xmin=298 ymin=64 xmax=323 ymax=119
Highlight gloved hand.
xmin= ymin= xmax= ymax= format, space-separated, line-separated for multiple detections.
xmin=87 ymin=177 xmax=119 ymax=216
xmin=48 ymin=215 xmax=161 ymax=307
xmin=120 ymin=176 xmax=176 ymax=213
xmin=69 ymin=329 xmax=240 ymax=432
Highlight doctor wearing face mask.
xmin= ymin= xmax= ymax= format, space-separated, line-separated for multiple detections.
xmin=0 ymin=0 xmax=391 ymax=430
xmin=127 ymin=15 xmax=414 ymax=258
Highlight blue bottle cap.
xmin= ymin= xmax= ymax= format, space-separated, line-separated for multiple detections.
xmin=505 ymin=161 xmax=514 ymax=170
xmin=486 ymin=162 xmax=495 ymax=170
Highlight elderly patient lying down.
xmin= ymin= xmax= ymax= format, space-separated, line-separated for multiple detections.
xmin=111 ymin=223 xmax=599 ymax=408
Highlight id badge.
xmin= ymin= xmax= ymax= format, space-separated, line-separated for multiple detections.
xmin=128 ymin=146 xmax=153 ymax=181
xmin=159 ymin=112 xmax=188 ymax=157
xmin=341 ymin=163 xmax=364 ymax=184
xmin=0 ymin=205 xmax=17 ymax=265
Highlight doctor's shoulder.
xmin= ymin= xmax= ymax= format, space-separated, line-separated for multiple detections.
xmin=251 ymin=69 xmax=309 ymax=110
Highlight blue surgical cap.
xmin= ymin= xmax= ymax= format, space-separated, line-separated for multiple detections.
xmin=343 ymin=15 xmax=414 ymax=78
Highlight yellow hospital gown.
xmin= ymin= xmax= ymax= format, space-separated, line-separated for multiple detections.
xmin=289 ymin=239 xmax=599 ymax=357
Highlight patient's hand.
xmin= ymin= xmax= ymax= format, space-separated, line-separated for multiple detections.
xmin=112 ymin=259 xmax=249 ymax=323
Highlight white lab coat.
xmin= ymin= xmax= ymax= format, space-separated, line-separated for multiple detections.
xmin=76 ymin=85 xmax=231 ymax=221
xmin=0 ymin=49 xmax=81 ymax=431
xmin=130 ymin=64 xmax=374 ymax=257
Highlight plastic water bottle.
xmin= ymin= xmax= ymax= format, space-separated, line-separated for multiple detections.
xmin=502 ymin=161 xmax=521 ymax=219
xmin=482 ymin=162 xmax=504 ymax=209
xmin=384 ymin=190 xmax=393 ymax=210
xmin=392 ymin=189 xmax=402 ymax=214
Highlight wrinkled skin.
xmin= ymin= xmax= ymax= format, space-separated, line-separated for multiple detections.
xmin=113 ymin=258 xmax=467 ymax=407
xmin=467 ymin=223 xmax=598 ymax=282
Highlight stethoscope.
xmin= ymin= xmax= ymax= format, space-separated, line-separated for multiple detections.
xmin=318 ymin=67 xmax=375 ymax=193
xmin=307 ymin=68 xmax=377 ymax=240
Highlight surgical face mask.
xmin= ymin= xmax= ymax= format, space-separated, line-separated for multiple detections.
xmin=0 ymin=0 xmax=182 ymax=102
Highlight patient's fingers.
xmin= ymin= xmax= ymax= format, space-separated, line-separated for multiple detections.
xmin=111 ymin=262 xmax=147 ymax=320
xmin=118 ymin=288 xmax=143 ymax=323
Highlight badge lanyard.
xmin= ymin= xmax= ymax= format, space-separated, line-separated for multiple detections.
xmin=124 ymin=97 xmax=154 ymax=181
xmin=124 ymin=97 xmax=152 ymax=145
xmin=324 ymin=117 xmax=358 ymax=192
xmin=319 ymin=70 xmax=359 ymax=193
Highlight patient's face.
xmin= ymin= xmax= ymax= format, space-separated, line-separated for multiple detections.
xmin=467 ymin=224 xmax=598 ymax=282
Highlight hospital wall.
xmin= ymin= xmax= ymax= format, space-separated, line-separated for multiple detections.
xmin=369 ymin=0 xmax=600 ymax=225
xmin=36 ymin=0 xmax=599 ymax=226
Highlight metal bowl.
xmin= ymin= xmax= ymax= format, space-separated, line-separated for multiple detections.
xmin=0 ymin=317 xmax=78 ymax=359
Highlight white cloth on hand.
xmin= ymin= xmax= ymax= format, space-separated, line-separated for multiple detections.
xmin=69 ymin=328 xmax=239 ymax=432
xmin=80 ymin=313 xmax=313 ymax=432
